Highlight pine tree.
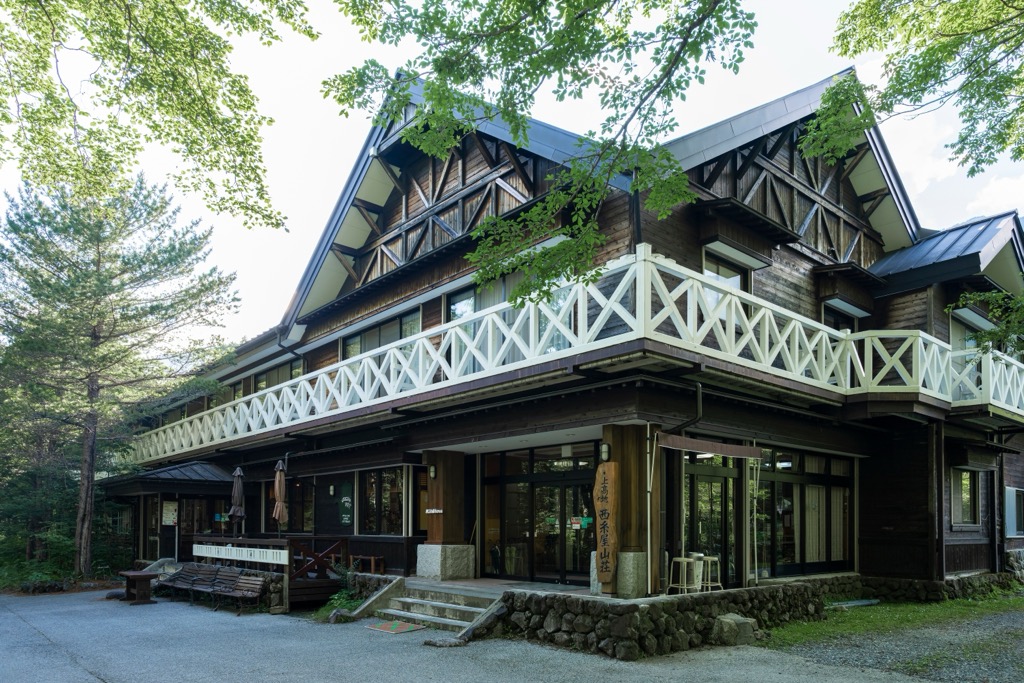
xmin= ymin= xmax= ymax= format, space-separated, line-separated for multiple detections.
xmin=0 ymin=177 xmax=237 ymax=576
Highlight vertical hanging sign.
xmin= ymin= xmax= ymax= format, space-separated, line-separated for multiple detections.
xmin=594 ymin=462 xmax=618 ymax=585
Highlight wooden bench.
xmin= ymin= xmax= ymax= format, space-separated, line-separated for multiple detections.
xmin=188 ymin=564 xmax=222 ymax=605
xmin=156 ymin=563 xmax=201 ymax=600
xmin=350 ymin=555 xmax=385 ymax=574
xmin=213 ymin=573 xmax=269 ymax=616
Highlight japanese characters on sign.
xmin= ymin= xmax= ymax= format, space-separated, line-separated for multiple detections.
xmin=593 ymin=461 xmax=618 ymax=584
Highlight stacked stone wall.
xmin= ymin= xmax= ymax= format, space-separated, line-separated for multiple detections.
xmin=489 ymin=583 xmax=824 ymax=661
xmin=1007 ymin=550 xmax=1024 ymax=582
xmin=859 ymin=573 xmax=1017 ymax=602
xmin=347 ymin=572 xmax=394 ymax=600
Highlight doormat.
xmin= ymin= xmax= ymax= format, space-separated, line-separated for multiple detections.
xmin=366 ymin=620 xmax=425 ymax=634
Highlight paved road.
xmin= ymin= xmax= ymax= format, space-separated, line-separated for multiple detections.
xmin=0 ymin=590 xmax=919 ymax=683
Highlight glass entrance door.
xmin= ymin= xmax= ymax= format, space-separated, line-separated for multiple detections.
xmin=532 ymin=483 xmax=594 ymax=584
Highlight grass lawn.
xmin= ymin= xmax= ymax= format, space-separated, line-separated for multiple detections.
xmin=758 ymin=587 xmax=1024 ymax=650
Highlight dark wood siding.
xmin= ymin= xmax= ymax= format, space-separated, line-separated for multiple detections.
xmin=859 ymin=427 xmax=933 ymax=578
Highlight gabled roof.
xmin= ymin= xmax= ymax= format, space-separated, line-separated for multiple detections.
xmin=279 ymin=72 xmax=925 ymax=339
xmin=100 ymin=461 xmax=235 ymax=496
xmin=869 ymin=211 xmax=1024 ymax=296
xmin=279 ymin=88 xmax=631 ymax=333
xmin=663 ymin=69 xmax=921 ymax=251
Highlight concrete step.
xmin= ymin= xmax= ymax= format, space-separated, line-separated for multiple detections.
xmin=389 ymin=596 xmax=486 ymax=622
xmin=403 ymin=583 xmax=497 ymax=609
xmin=375 ymin=607 xmax=472 ymax=632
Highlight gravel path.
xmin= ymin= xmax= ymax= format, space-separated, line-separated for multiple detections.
xmin=785 ymin=608 xmax=1024 ymax=682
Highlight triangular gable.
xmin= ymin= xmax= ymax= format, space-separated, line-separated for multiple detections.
xmin=279 ymin=88 xmax=630 ymax=334
xmin=663 ymin=69 xmax=921 ymax=251
xmin=869 ymin=211 xmax=1024 ymax=296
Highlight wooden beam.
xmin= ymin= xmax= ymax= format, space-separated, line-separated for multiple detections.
xmin=840 ymin=144 xmax=870 ymax=182
xmin=432 ymin=215 xmax=459 ymax=238
xmin=329 ymin=245 xmax=360 ymax=281
xmin=495 ymin=177 xmax=529 ymax=204
xmin=470 ymin=132 xmax=497 ymax=168
xmin=858 ymin=187 xmax=889 ymax=203
xmin=500 ymin=141 xmax=531 ymax=189
xmin=329 ymin=242 xmax=360 ymax=257
xmin=377 ymin=158 xmax=405 ymax=193
xmin=737 ymin=136 xmax=769 ymax=178
xmin=352 ymin=197 xmax=384 ymax=213
xmin=433 ymin=153 xmax=454 ymax=203
xmin=741 ymin=168 xmax=768 ymax=205
xmin=765 ymin=123 xmax=798 ymax=160
xmin=381 ymin=244 xmax=402 ymax=267
xmin=409 ymin=175 xmax=431 ymax=209
xmin=797 ymin=203 xmax=819 ymax=237
xmin=864 ymin=194 xmax=887 ymax=218
xmin=842 ymin=229 xmax=861 ymax=262
xmin=658 ymin=433 xmax=762 ymax=459
xmin=702 ymin=155 xmax=730 ymax=188
xmin=354 ymin=204 xmax=382 ymax=236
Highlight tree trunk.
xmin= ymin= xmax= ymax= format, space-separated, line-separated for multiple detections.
xmin=74 ymin=374 xmax=100 ymax=578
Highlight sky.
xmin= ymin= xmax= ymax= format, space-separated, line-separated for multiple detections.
xmin=10 ymin=1 xmax=1024 ymax=343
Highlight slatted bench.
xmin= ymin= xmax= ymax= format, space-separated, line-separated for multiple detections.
xmin=213 ymin=573 xmax=269 ymax=616
xmin=156 ymin=563 xmax=202 ymax=600
xmin=188 ymin=564 xmax=222 ymax=605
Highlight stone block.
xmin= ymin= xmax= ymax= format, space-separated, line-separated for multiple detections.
xmin=615 ymin=551 xmax=648 ymax=600
xmin=710 ymin=612 xmax=758 ymax=646
xmin=415 ymin=544 xmax=475 ymax=580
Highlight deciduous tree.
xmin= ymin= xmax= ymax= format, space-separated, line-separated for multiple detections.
xmin=802 ymin=0 xmax=1024 ymax=174
xmin=0 ymin=0 xmax=315 ymax=229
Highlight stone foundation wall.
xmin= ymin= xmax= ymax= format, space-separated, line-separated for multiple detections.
xmin=1007 ymin=550 xmax=1024 ymax=582
xmin=490 ymin=583 xmax=824 ymax=661
xmin=473 ymin=570 xmax=1021 ymax=660
xmin=263 ymin=571 xmax=286 ymax=612
xmin=347 ymin=572 xmax=395 ymax=600
xmin=859 ymin=573 xmax=1017 ymax=602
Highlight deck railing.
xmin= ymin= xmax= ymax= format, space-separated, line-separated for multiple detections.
xmin=128 ymin=244 xmax=1021 ymax=465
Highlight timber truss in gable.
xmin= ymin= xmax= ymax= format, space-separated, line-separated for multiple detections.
xmin=690 ymin=122 xmax=886 ymax=268
xmin=327 ymin=133 xmax=543 ymax=296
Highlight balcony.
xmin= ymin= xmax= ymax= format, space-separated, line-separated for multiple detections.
xmin=130 ymin=244 xmax=1022 ymax=465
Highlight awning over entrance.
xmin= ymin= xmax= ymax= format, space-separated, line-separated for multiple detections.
xmin=100 ymin=461 xmax=235 ymax=497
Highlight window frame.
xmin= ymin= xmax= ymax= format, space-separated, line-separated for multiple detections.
xmin=951 ymin=468 xmax=980 ymax=527
xmin=1006 ymin=487 xmax=1024 ymax=538
xmin=342 ymin=309 xmax=422 ymax=360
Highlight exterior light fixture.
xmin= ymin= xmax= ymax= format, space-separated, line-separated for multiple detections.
xmin=600 ymin=443 xmax=611 ymax=462
xmin=429 ymin=465 xmax=437 ymax=479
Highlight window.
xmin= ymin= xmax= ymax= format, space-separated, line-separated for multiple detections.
xmin=823 ymin=305 xmax=856 ymax=332
xmin=360 ymin=467 xmax=404 ymax=535
xmin=1006 ymin=488 xmax=1024 ymax=538
xmin=703 ymin=253 xmax=748 ymax=314
xmin=266 ymin=478 xmax=314 ymax=533
xmin=211 ymin=380 xmax=243 ymax=407
xmin=951 ymin=469 xmax=979 ymax=525
xmin=343 ymin=311 xmax=421 ymax=360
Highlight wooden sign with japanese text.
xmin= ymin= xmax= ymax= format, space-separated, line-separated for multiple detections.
xmin=593 ymin=462 xmax=618 ymax=585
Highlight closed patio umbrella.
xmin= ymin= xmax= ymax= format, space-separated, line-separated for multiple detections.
xmin=228 ymin=467 xmax=245 ymax=537
xmin=272 ymin=460 xmax=288 ymax=534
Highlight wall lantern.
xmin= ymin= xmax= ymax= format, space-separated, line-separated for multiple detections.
xmin=600 ymin=443 xmax=611 ymax=462
xmin=329 ymin=485 xmax=335 ymax=496
xmin=429 ymin=465 xmax=437 ymax=479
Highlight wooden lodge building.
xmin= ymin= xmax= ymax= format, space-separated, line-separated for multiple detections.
xmin=104 ymin=71 xmax=1024 ymax=598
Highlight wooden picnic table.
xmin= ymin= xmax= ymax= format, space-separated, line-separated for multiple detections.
xmin=119 ymin=570 xmax=158 ymax=605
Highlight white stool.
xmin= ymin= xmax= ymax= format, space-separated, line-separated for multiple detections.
xmin=701 ymin=556 xmax=723 ymax=591
xmin=666 ymin=557 xmax=703 ymax=594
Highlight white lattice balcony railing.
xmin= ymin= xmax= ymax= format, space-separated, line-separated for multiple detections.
xmin=129 ymin=244 xmax=1021 ymax=465
xmin=951 ymin=348 xmax=1024 ymax=413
